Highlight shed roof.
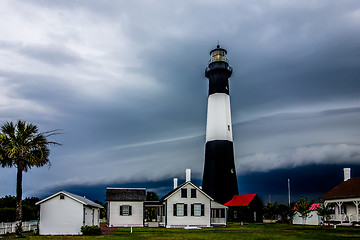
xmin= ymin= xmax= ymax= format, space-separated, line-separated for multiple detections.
xmin=320 ymin=177 xmax=360 ymax=200
xmin=36 ymin=190 xmax=103 ymax=208
xmin=224 ymin=194 xmax=257 ymax=207
xmin=105 ymin=188 xmax=146 ymax=201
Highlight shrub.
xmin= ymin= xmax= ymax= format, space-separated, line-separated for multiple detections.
xmin=80 ymin=225 xmax=102 ymax=235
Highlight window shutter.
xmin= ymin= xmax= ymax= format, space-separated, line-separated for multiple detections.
xmin=201 ymin=204 xmax=204 ymax=216
xmin=173 ymin=204 xmax=177 ymax=216
xmin=129 ymin=206 xmax=132 ymax=216
xmin=120 ymin=205 xmax=123 ymax=216
xmin=184 ymin=204 xmax=187 ymax=216
xmin=191 ymin=204 xmax=194 ymax=216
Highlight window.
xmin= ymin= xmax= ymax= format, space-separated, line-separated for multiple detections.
xmin=194 ymin=204 xmax=201 ymax=216
xmin=191 ymin=189 xmax=196 ymax=198
xmin=120 ymin=205 xmax=132 ymax=216
xmin=191 ymin=204 xmax=204 ymax=216
xmin=60 ymin=194 xmax=65 ymax=200
xmin=211 ymin=209 xmax=225 ymax=218
xmin=173 ymin=203 xmax=187 ymax=216
xmin=177 ymin=204 xmax=184 ymax=216
xmin=181 ymin=188 xmax=187 ymax=198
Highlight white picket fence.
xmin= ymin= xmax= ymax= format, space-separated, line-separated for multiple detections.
xmin=0 ymin=221 xmax=38 ymax=235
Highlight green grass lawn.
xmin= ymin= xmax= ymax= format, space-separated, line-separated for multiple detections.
xmin=3 ymin=223 xmax=360 ymax=239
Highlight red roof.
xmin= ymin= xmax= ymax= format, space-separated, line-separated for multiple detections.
xmin=224 ymin=194 xmax=257 ymax=207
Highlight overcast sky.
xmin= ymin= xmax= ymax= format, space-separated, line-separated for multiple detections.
xmin=1 ymin=0 xmax=360 ymax=203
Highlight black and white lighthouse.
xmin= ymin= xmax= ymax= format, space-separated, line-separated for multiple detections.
xmin=202 ymin=45 xmax=239 ymax=204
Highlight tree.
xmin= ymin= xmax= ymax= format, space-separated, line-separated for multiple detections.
xmin=0 ymin=120 xmax=60 ymax=236
xmin=0 ymin=195 xmax=40 ymax=222
xmin=263 ymin=202 xmax=279 ymax=220
xmin=294 ymin=197 xmax=314 ymax=224
xmin=316 ymin=203 xmax=334 ymax=223
xmin=146 ymin=191 xmax=159 ymax=201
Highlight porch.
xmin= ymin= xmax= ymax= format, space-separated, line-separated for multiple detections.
xmin=144 ymin=201 xmax=165 ymax=227
xmin=324 ymin=199 xmax=360 ymax=225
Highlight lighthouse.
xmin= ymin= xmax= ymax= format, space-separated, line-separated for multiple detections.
xmin=202 ymin=45 xmax=239 ymax=204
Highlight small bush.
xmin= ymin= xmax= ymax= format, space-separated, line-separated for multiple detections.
xmin=80 ymin=225 xmax=102 ymax=235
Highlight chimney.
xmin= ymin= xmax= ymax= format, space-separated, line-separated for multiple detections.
xmin=186 ymin=169 xmax=191 ymax=182
xmin=344 ymin=168 xmax=351 ymax=181
xmin=173 ymin=178 xmax=178 ymax=189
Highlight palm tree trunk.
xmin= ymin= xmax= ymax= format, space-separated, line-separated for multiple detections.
xmin=15 ymin=165 xmax=23 ymax=237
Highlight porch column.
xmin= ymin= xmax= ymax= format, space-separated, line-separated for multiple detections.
xmin=336 ymin=202 xmax=343 ymax=223
xmin=353 ymin=201 xmax=359 ymax=222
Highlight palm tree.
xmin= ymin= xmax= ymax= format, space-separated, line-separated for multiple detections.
xmin=0 ymin=120 xmax=60 ymax=236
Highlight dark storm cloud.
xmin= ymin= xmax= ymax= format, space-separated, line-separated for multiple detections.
xmin=1 ymin=0 xmax=360 ymax=203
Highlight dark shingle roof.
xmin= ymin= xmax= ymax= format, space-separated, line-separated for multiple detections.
xmin=105 ymin=188 xmax=146 ymax=201
xmin=320 ymin=177 xmax=360 ymax=200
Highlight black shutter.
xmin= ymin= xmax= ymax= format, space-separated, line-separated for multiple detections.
xmin=201 ymin=204 xmax=204 ymax=216
xmin=129 ymin=206 xmax=132 ymax=216
xmin=120 ymin=205 xmax=123 ymax=216
xmin=184 ymin=204 xmax=187 ymax=216
xmin=191 ymin=204 xmax=194 ymax=216
xmin=173 ymin=204 xmax=177 ymax=216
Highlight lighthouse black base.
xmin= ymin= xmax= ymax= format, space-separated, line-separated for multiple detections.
xmin=202 ymin=140 xmax=239 ymax=204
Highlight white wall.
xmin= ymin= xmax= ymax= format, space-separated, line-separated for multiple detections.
xmin=293 ymin=211 xmax=320 ymax=225
xmin=39 ymin=195 xmax=84 ymax=235
xmin=166 ymin=184 xmax=211 ymax=227
xmin=206 ymin=93 xmax=233 ymax=142
xmin=108 ymin=201 xmax=144 ymax=227
xmin=84 ymin=206 xmax=100 ymax=226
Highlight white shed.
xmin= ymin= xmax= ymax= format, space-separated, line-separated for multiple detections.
xmin=36 ymin=190 xmax=103 ymax=235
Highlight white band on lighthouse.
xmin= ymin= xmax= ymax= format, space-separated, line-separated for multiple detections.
xmin=205 ymin=93 xmax=233 ymax=142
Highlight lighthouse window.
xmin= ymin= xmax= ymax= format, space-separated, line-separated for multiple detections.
xmin=211 ymin=50 xmax=226 ymax=63
xmin=228 ymin=125 xmax=230 ymax=131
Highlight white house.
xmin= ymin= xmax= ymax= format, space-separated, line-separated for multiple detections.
xmin=105 ymin=169 xmax=227 ymax=228
xmin=36 ymin=190 xmax=103 ymax=235
xmin=321 ymin=168 xmax=360 ymax=225
xmin=161 ymin=180 xmax=227 ymax=228
xmin=105 ymin=188 xmax=146 ymax=227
